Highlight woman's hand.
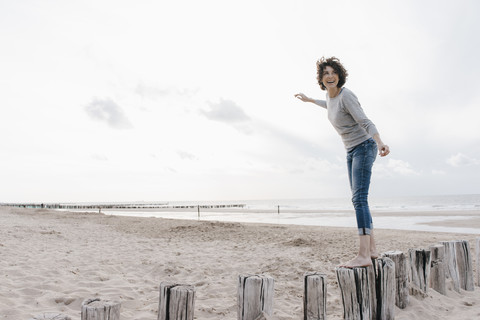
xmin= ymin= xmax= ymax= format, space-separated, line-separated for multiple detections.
xmin=377 ymin=143 xmax=390 ymax=157
xmin=294 ymin=93 xmax=311 ymax=102
xmin=372 ymin=134 xmax=390 ymax=157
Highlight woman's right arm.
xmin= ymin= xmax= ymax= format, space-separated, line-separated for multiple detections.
xmin=294 ymin=93 xmax=327 ymax=109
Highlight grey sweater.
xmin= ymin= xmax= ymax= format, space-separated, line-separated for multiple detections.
xmin=315 ymin=87 xmax=379 ymax=150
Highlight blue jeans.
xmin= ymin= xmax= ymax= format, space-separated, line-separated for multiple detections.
xmin=346 ymin=138 xmax=377 ymax=235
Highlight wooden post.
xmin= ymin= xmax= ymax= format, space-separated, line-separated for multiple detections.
xmin=81 ymin=298 xmax=121 ymax=320
xmin=158 ymin=282 xmax=196 ymax=320
xmin=238 ymin=274 xmax=274 ymax=320
xmin=375 ymin=257 xmax=395 ymax=320
xmin=441 ymin=241 xmax=460 ymax=292
xmin=477 ymin=238 xmax=480 ymax=287
xmin=303 ymin=272 xmax=327 ymax=320
xmin=429 ymin=244 xmax=446 ymax=295
xmin=454 ymin=240 xmax=474 ymax=291
xmin=30 ymin=314 xmax=72 ymax=320
xmin=336 ymin=266 xmax=373 ymax=320
xmin=368 ymin=263 xmax=377 ymax=320
xmin=382 ymin=251 xmax=409 ymax=309
xmin=408 ymin=249 xmax=431 ymax=293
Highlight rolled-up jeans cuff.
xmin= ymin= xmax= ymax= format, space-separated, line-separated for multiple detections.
xmin=358 ymin=227 xmax=372 ymax=235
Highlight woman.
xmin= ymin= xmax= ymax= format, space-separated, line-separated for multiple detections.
xmin=295 ymin=56 xmax=390 ymax=268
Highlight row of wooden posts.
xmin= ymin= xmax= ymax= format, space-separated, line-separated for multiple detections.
xmin=1 ymin=203 xmax=246 ymax=210
xmin=30 ymin=238 xmax=479 ymax=320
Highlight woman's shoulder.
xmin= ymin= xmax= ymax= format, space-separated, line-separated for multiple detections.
xmin=341 ymin=87 xmax=357 ymax=98
xmin=338 ymin=87 xmax=361 ymax=111
xmin=340 ymin=87 xmax=360 ymax=103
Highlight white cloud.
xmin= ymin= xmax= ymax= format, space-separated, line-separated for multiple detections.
xmin=306 ymin=158 xmax=343 ymax=174
xmin=84 ymin=98 xmax=133 ymax=129
xmin=201 ymin=99 xmax=253 ymax=134
xmin=135 ymin=82 xmax=171 ymax=99
xmin=201 ymin=99 xmax=251 ymax=123
xmin=389 ymin=159 xmax=420 ymax=176
xmin=91 ymin=154 xmax=108 ymax=161
xmin=375 ymin=158 xmax=420 ymax=177
xmin=446 ymin=153 xmax=480 ymax=167
xmin=177 ymin=150 xmax=197 ymax=161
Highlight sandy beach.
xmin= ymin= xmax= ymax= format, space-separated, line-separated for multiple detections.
xmin=1 ymin=206 xmax=479 ymax=319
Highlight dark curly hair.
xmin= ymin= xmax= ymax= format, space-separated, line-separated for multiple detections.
xmin=316 ymin=56 xmax=348 ymax=90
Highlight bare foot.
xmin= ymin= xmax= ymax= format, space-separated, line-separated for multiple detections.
xmin=339 ymin=256 xmax=373 ymax=268
xmin=371 ymin=250 xmax=379 ymax=259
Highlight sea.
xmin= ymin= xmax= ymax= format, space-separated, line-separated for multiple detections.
xmin=61 ymin=194 xmax=480 ymax=234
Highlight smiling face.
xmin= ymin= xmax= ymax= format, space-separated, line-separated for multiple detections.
xmin=316 ymin=57 xmax=348 ymax=91
xmin=321 ymin=66 xmax=339 ymax=90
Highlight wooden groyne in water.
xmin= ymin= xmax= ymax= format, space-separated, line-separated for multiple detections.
xmin=0 ymin=202 xmax=246 ymax=210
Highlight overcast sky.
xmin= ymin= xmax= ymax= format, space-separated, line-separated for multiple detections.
xmin=1 ymin=0 xmax=479 ymax=203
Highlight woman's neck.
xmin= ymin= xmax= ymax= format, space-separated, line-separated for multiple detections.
xmin=327 ymin=87 xmax=342 ymax=98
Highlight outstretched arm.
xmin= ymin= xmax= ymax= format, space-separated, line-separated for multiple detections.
xmin=294 ymin=93 xmax=326 ymax=108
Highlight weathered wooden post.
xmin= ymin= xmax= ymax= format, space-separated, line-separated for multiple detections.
xmin=303 ymin=272 xmax=327 ymax=320
xmin=454 ymin=240 xmax=474 ymax=291
xmin=81 ymin=298 xmax=121 ymax=320
xmin=368 ymin=263 xmax=377 ymax=320
xmin=29 ymin=314 xmax=72 ymax=320
xmin=336 ymin=266 xmax=374 ymax=320
xmin=238 ymin=274 xmax=274 ymax=320
xmin=441 ymin=241 xmax=460 ymax=292
xmin=429 ymin=244 xmax=446 ymax=295
xmin=376 ymin=257 xmax=395 ymax=320
xmin=158 ymin=282 xmax=196 ymax=320
xmin=382 ymin=251 xmax=409 ymax=309
xmin=408 ymin=249 xmax=431 ymax=293
xmin=477 ymin=238 xmax=480 ymax=287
